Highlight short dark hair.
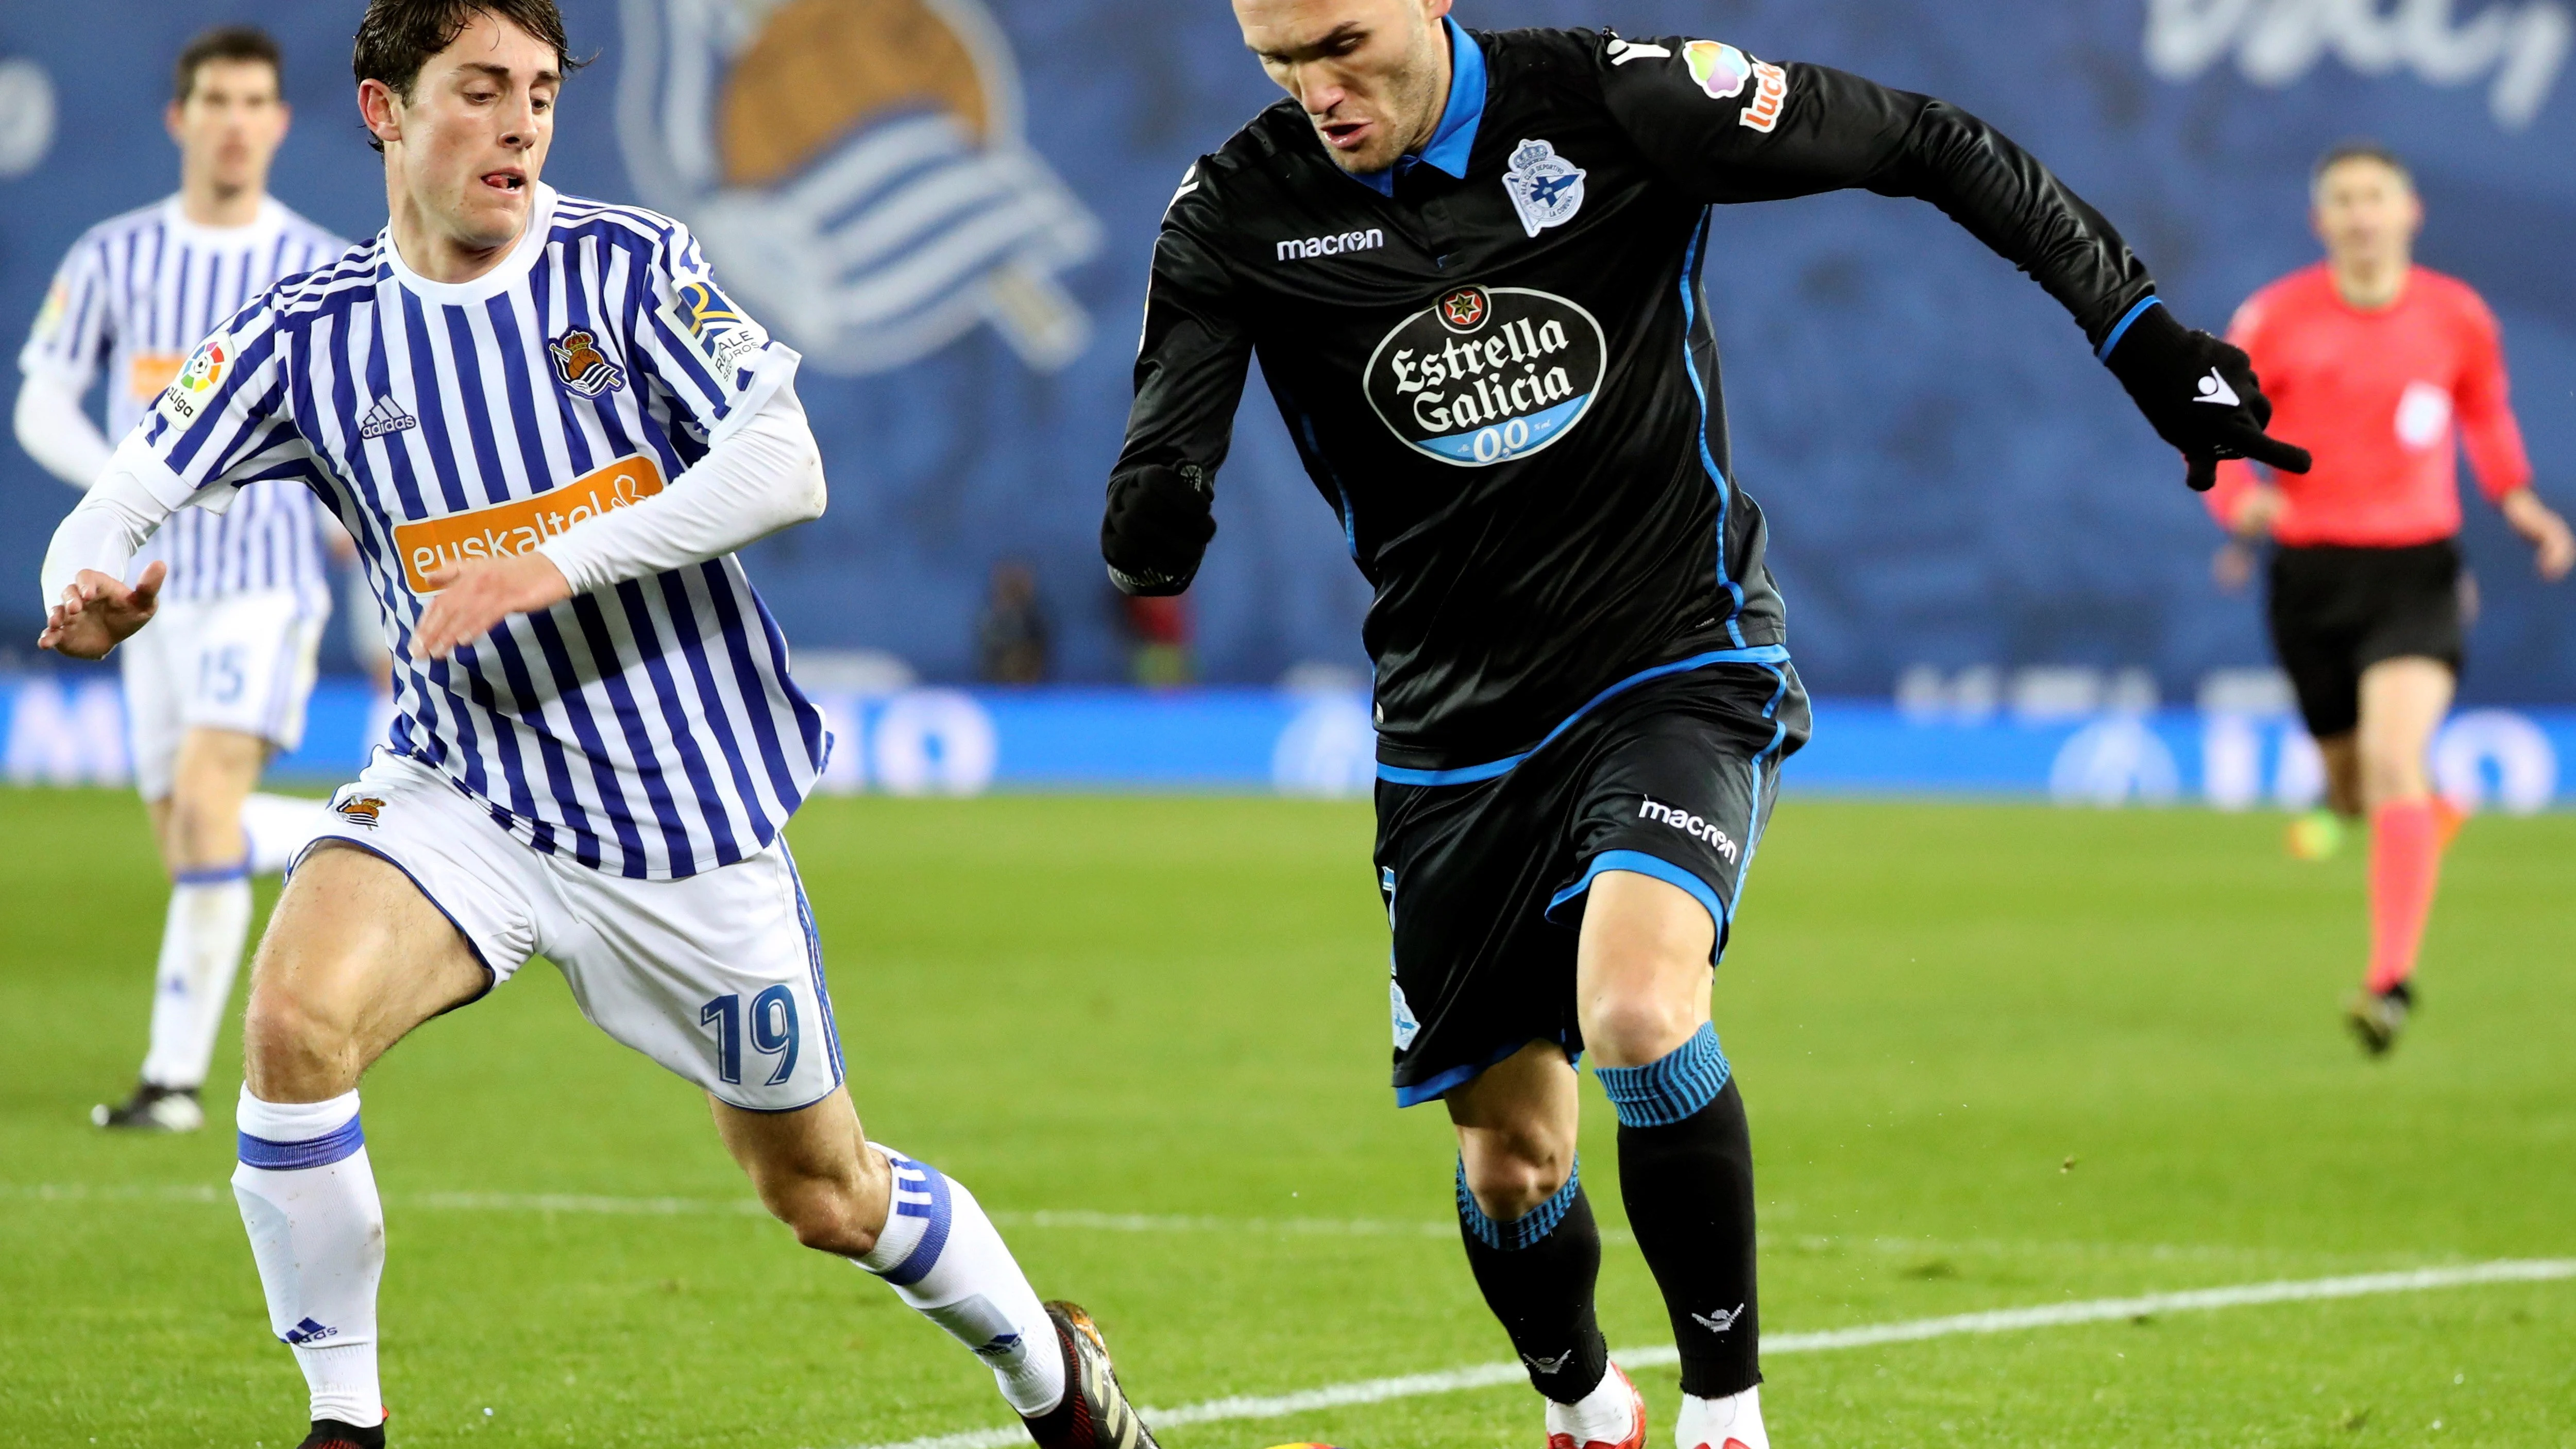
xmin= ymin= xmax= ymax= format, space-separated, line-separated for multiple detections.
xmin=2312 ymin=139 xmax=2413 ymax=189
xmin=174 ymin=26 xmax=283 ymax=106
xmin=352 ymin=0 xmax=586 ymax=153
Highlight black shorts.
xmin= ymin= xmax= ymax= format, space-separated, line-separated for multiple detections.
xmin=1374 ymin=658 xmax=1811 ymax=1107
xmin=2267 ymin=540 xmax=2465 ymax=739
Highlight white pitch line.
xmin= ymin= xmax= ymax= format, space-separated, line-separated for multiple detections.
xmin=1 ymin=1183 xmax=1628 ymax=1243
xmin=843 ymin=1259 xmax=2576 ymax=1449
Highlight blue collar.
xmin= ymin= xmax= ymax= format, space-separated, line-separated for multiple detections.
xmin=1352 ymin=18 xmax=1484 ymax=197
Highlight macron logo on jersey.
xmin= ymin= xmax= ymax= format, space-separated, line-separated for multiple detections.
xmin=358 ymin=395 xmax=418 ymax=439
xmin=1278 ymin=228 xmax=1386 ymax=263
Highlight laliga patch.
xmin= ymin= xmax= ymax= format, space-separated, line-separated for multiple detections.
xmin=31 ymin=282 xmax=67 ymax=343
xmin=1501 ymin=139 xmax=1587 ymax=240
xmin=1682 ymin=40 xmax=1755 ymax=99
xmin=1364 ymin=284 xmax=1607 ymax=468
xmin=663 ymin=275 xmax=769 ymax=385
xmin=550 ymin=328 xmax=627 ymax=399
xmin=155 ymin=330 xmax=232 ymax=429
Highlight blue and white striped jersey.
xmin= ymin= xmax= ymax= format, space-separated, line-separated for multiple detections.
xmin=128 ymin=186 xmax=827 ymax=880
xmin=19 ymin=196 xmax=344 ymax=608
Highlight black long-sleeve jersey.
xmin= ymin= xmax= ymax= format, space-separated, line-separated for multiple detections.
xmin=1113 ymin=26 xmax=2157 ymax=774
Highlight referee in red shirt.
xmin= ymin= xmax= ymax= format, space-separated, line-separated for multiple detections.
xmin=2210 ymin=141 xmax=2573 ymax=1054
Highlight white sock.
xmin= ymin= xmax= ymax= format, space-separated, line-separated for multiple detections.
xmin=1676 ymin=1386 xmax=1768 ymax=1449
xmin=138 ymin=871 xmax=254 ymax=1090
xmin=1546 ymin=1361 xmax=1641 ymax=1447
xmin=232 ymin=1088 xmax=385 ymax=1428
xmin=242 ymin=793 xmax=333 ymax=876
xmin=857 ymin=1144 xmax=1066 ymax=1417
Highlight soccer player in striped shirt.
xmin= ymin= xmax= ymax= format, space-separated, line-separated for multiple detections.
xmin=2208 ymin=142 xmax=2572 ymax=1054
xmin=37 ymin=5 xmax=1160 ymax=1447
xmin=14 ymin=26 xmax=349 ymax=1135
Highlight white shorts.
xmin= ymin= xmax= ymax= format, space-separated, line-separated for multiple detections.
xmin=123 ymin=591 xmax=327 ymax=800
xmin=306 ymin=752 xmax=846 ymax=1112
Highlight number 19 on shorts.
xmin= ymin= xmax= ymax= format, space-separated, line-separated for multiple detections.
xmin=700 ymin=987 xmax=801 ymax=1086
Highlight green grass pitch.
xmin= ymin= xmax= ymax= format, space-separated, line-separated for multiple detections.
xmin=2 ymin=788 xmax=2571 ymax=1447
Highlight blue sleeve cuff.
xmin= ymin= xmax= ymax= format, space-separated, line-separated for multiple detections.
xmin=2094 ymin=296 xmax=2164 ymax=363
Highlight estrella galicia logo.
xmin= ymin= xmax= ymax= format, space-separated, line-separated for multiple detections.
xmin=1365 ymin=285 xmax=1606 ymax=467
xmin=1437 ymin=286 xmax=1489 ymax=331
xmin=1501 ymin=138 xmax=1586 ymax=237
xmin=618 ymin=0 xmax=1103 ymax=376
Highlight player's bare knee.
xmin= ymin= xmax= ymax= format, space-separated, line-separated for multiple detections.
xmin=240 ymin=981 xmax=361 ymax=1099
xmin=761 ymin=1170 xmax=879 ymax=1257
xmin=165 ymin=787 xmax=243 ymax=869
xmin=2360 ymin=753 xmax=2427 ymax=810
xmin=1582 ymin=991 xmax=1704 ymax=1070
xmin=1460 ymin=1128 xmax=1573 ymax=1221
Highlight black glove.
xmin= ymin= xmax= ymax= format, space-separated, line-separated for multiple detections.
xmin=1101 ymin=463 xmax=1216 ymax=596
xmin=2102 ymin=299 xmax=2313 ymax=492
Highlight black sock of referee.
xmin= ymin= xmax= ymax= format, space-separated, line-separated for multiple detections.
xmin=1600 ymin=1023 xmax=1761 ymax=1399
xmin=1455 ymin=1157 xmax=1610 ymax=1403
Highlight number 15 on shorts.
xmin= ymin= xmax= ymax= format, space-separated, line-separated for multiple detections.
xmin=700 ymin=987 xmax=800 ymax=1086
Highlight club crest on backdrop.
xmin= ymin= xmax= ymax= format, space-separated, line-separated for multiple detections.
xmin=618 ymin=0 xmax=1103 ymax=375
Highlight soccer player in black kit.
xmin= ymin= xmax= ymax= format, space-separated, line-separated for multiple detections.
xmin=1100 ymin=3 xmax=2310 ymax=1445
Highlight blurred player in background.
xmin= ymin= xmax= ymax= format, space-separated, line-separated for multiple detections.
xmin=37 ymin=4 xmax=1160 ymax=1447
xmin=1104 ymin=2 xmax=2305 ymax=1445
xmin=2208 ymin=142 xmax=2571 ymax=1055
xmin=14 ymin=26 xmax=347 ymax=1133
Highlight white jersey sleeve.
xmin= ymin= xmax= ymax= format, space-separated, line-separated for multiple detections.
xmin=19 ymin=231 xmax=112 ymax=394
xmin=625 ymin=223 xmax=801 ymax=448
xmin=124 ymin=297 xmax=325 ymax=514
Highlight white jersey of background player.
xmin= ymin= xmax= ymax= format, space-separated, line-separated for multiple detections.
xmin=13 ymin=27 xmax=349 ymax=1135
xmin=38 ymin=4 xmax=1159 ymax=1448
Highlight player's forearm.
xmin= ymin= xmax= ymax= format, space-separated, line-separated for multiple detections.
xmin=534 ymin=385 xmax=825 ymax=596
xmin=1875 ymin=99 xmax=2157 ymax=347
xmin=13 ymin=373 xmax=115 ymax=488
xmin=38 ymin=452 xmax=174 ymax=606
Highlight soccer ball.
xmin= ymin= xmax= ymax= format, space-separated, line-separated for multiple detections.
xmin=2284 ymin=810 xmax=2344 ymax=861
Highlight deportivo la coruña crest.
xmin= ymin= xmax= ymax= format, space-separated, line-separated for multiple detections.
xmin=1501 ymin=138 xmax=1586 ymax=237
xmin=1364 ymin=284 xmax=1607 ymax=467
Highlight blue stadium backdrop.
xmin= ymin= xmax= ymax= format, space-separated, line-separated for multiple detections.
xmin=0 ymin=0 xmax=2568 ymax=705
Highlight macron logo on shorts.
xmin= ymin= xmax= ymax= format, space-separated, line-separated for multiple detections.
xmin=1639 ymin=796 xmax=1740 ymax=862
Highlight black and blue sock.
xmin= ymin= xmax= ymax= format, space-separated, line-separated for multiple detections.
xmin=1598 ymin=1023 xmax=1761 ymax=1398
xmin=1455 ymin=1157 xmax=1610 ymax=1402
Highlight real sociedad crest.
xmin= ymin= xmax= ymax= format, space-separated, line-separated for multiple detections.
xmin=618 ymin=0 xmax=1103 ymax=375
